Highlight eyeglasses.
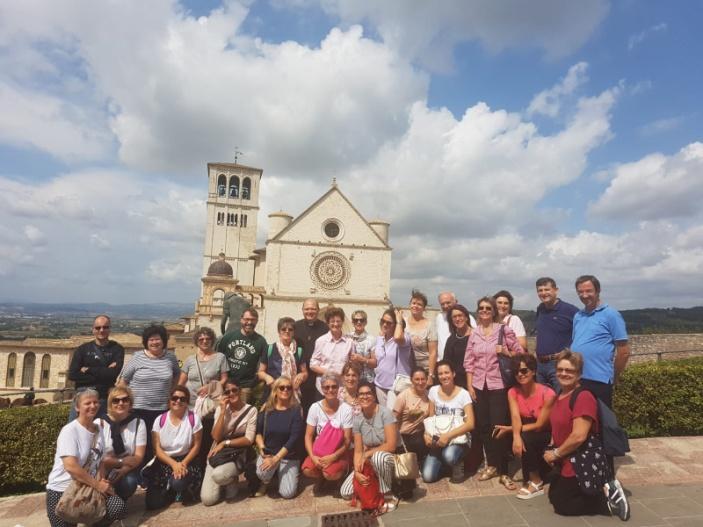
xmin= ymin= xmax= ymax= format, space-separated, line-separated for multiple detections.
xmin=111 ymin=396 xmax=130 ymax=405
xmin=278 ymin=385 xmax=293 ymax=392
xmin=322 ymin=385 xmax=339 ymax=391
xmin=223 ymin=388 xmax=240 ymax=395
xmin=197 ymin=337 xmax=212 ymax=342
xmin=477 ymin=306 xmax=493 ymax=312
xmin=380 ymin=319 xmax=394 ymax=326
xmin=170 ymin=395 xmax=188 ymax=403
xmin=280 ymin=327 xmax=294 ymax=333
xmin=352 ymin=318 xmax=366 ymax=324
xmin=517 ymin=368 xmax=532 ymax=376
xmin=556 ymin=367 xmax=577 ymax=375
xmin=94 ymin=326 xmax=111 ymax=330
xmin=358 ymin=391 xmax=373 ymax=398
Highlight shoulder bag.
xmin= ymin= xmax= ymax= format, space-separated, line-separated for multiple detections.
xmin=423 ymin=413 xmax=470 ymax=445
xmin=394 ymin=434 xmax=419 ymax=480
xmin=55 ymin=430 xmax=107 ymax=525
xmin=312 ymin=403 xmax=345 ymax=456
xmin=193 ymin=357 xmax=223 ymax=419
xmin=496 ymin=324 xmax=516 ymax=389
xmin=209 ymin=405 xmax=255 ymax=469
xmin=390 ymin=339 xmax=412 ymax=394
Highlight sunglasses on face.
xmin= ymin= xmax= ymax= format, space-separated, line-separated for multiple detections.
xmin=322 ymin=385 xmax=339 ymax=391
xmin=517 ymin=368 xmax=532 ymax=376
xmin=352 ymin=318 xmax=366 ymax=324
xmin=94 ymin=326 xmax=111 ymax=330
xmin=557 ymin=367 xmax=577 ymax=375
xmin=478 ymin=306 xmax=493 ymax=312
xmin=170 ymin=395 xmax=188 ymax=403
xmin=111 ymin=396 xmax=130 ymax=405
xmin=197 ymin=337 xmax=212 ymax=342
xmin=380 ymin=319 xmax=394 ymax=326
xmin=278 ymin=385 xmax=293 ymax=392
xmin=223 ymin=388 xmax=240 ymax=396
xmin=280 ymin=327 xmax=294 ymax=333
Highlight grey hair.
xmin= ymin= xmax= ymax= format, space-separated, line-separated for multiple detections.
xmin=73 ymin=388 xmax=100 ymax=411
xmin=320 ymin=371 xmax=340 ymax=386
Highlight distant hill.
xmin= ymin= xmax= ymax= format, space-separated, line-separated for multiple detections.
xmin=0 ymin=302 xmax=193 ymax=320
xmin=516 ymin=306 xmax=703 ymax=335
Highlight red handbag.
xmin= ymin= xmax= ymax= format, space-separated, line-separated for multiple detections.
xmin=351 ymin=461 xmax=385 ymax=514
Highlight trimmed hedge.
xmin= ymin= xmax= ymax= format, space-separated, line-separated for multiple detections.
xmin=0 ymin=358 xmax=701 ymax=496
xmin=614 ymin=356 xmax=703 ymax=438
xmin=0 ymin=403 xmax=70 ymax=495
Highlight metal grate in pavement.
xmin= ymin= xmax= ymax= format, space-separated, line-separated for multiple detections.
xmin=319 ymin=510 xmax=381 ymax=527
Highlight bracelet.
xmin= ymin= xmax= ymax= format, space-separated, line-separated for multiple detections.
xmin=225 ymin=439 xmax=231 ymax=447
xmin=552 ymin=448 xmax=561 ymax=459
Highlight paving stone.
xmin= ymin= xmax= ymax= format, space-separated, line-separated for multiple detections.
xmin=638 ymin=496 xmax=703 ymax=518
xmin=667 ymin=517 xmax=703 ymax=527
xmin=269 ymin=515 xmax=315 ymax=527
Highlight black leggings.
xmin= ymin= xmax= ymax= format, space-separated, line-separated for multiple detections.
xmin=548 ymin=475 xmax=610 ymax=516
xmin=474 ymin=387 xmax=510 ymax=474
xmin=519 ymin=430 xmax=551 ymax=477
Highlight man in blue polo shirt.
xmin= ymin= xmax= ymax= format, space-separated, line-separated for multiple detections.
xmin=571 ymin=275 xmax=630 ymax=409
xmin=534 ymin=277 xmax=578 ymax=392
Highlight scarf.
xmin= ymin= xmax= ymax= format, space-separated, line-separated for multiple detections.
xmin=277 ymin=339 xmax=298 ymax=380
xmin=103 ymin=412 xmax=139 ymax=456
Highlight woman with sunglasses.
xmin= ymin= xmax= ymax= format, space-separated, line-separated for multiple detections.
xmin=544 ymin=350 xmax=630 ymax=520
xmin=302 ymin=372 xmax=353 ymax=494
xmin=46 ymin=388 xmax=127 ymax=527
xmin=201 ymin=379 xmax=258 ymax=506
xmin=339 ymin=362 xmax=363 ymax=415
xmin=97 ymin=386 xmax=146 ymax=500
xmin=258 ymin=317 xmax=308 ymax=402
xmin=493 ymin=354 xmax=555 ymax=499
xmin=422 ymin=361 xmax=474 ymax=483
xmin=254 ymin=376 xmax=304 ymax=499
xmin=146 ymin=385 xmax=203 ymax=509
xmin=348 ymin=310 xmax=377 ymax=384
xmin=339 ymin=381 xmax=398 ymax=513
xmin=374 ymin=308 xmax=413 ymax=409
xmin=464 ymin=296 xmax=524 ymax=491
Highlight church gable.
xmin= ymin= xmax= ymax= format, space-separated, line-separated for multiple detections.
xmin=272 ymin=186 xmax=388 ymax=249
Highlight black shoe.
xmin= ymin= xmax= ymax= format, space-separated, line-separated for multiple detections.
xmin=450 ymin=463 xmax=465 ymax=484
xmin=605 ymin=479 xmax=630 ymax=521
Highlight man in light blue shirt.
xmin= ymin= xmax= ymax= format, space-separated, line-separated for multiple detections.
xmin=571 ymin=275 xmax=630 ymax=409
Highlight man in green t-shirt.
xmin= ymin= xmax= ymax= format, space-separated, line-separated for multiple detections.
xmin=217 ymin=307 xmax=267 ymax=403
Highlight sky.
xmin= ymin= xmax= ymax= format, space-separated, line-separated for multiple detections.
xmin=0 ymin=0 xmax=702 ymax=311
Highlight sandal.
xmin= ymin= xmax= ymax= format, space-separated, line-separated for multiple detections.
xmin=376 ymin=499 xmax=398 ymax=515
xmin=499 ymin=475 xmax=518 ymax=491
xmin=478 ymin=466 xmax=498 ymax=481
xmin=516 ymin=480 xmax=544 ymax=500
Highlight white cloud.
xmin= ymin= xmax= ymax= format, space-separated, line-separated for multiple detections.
xmin=628 ymin=22 xmax=668 ymax=50
xmin=314 ymin=0 xmax=609 ymax=70
xmin=638 ymin=115 xmax=685 ymax=136
xmin=589 ymin=142 xmax=703 ymax=221
xmin=527 ymin=62 xmax=589 ymax=118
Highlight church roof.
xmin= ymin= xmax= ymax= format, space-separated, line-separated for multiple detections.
xmin=268 ymin=184 xmax=390 ymax=249
xmin=207 ymin=259 xmax=234 ymax=277
xmin=207 ymin=162 xmax=263 ymax=173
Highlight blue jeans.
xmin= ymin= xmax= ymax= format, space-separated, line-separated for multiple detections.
xmin=114 ymin=471 xmax=139 ymax=500
xmin=421 ymin=444 xmax=464 ymax=483
xmin=537 ymin=360 xmax=560 ymax=393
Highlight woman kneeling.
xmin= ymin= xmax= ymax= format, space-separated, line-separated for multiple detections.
xmin=422 ymin=361 xmax=474 ymax=483
xmin=302 ymin=372 xmax=353 ymax=494
xmin=201 ymin=379 xmax=257 ymax=506
xmin=145 ymin=385 xmax=203 ymax=509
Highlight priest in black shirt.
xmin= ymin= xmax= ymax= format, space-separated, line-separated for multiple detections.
xmin=294 ymin=298 xmax=328 ymax=414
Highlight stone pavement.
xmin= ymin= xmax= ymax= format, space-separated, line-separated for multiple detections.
xmin=2 ymin=437 xmax=702 ymax=527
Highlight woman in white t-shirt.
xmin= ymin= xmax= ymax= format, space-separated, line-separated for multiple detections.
xmin=46 ymin=388 xmax=127 ymax=527
xmin=494 ymin=290 xmax=528 ymax=352
xmin=96 ymin=386 xmax=146 ymax=500
xmin=201 ymin=379 xmax=258 ymax=506
xmin=422 ymin=361 xmax=474 ymax=484
xmin=302 ymin=372 xmax=353 ymax=493
xmin=145 ymin=385 xmax=203 ymax=510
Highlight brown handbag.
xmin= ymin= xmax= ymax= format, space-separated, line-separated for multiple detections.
xmin=55 ymin=430 xmax=107 ymax=525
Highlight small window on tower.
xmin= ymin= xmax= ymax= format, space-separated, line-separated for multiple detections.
xmin=217 ymin=174 xmax=227 ymax=196
xmin=233 ymin=214 xmax=238 ymax=226
xmin=242 ymin=214 xmax=248 ymax=228
xmin=242 ymin=177 xmax=251 ymax=200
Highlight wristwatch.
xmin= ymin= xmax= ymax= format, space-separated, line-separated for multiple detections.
xmin=225 ymin=439 xmax=231 ymax=447
xmin=118 ymin=458 xmax=124 ymax=467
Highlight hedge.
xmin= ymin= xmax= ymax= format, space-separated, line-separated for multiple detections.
xmin=1 ymin=358 xmax=701 ymax=496
xmin=614 ymin=356 xmax=703 ymax=438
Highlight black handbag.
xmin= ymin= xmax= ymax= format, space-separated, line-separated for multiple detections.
xmin=496 ymin=325 xmax=516 ymax=388
xmin=208 ymin=404 xmax=255 ymax=469
xmin=570 ymin=434 xmax=610 ymax=495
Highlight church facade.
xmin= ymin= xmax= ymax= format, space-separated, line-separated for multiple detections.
xmin=188 ymin=162 xmax=393 ymax=341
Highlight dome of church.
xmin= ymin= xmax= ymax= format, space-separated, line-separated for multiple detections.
xmin=207 ymin=254 xmax=233 ymax=276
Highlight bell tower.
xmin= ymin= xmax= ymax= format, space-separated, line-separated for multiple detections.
xmin=201 ymin=162 xmax=262 ymax=287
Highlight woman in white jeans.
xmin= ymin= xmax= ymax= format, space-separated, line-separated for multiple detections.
xmin=253 ymin=376 xmax=304 ymax=499
xmin=201 ymin=379 xmax=257 ymax=506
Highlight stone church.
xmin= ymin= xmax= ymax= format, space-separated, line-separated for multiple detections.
xmin=186 ymin=162 xmax=393 ymax=341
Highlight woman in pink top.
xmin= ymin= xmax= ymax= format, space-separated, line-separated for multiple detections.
xmin=494 ymin=354 xmax=556 ymax=499
xmin=464 ymin=296 xmax=524 ymax=490
xmin=310 ymin=307 xmax=354 ymax=397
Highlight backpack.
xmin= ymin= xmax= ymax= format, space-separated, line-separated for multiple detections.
xmin=569 ymin=387 xmax=630 ymax=457
xmin=351 ymin=461 xmax=385 ymax=514
xmin=311 ymin=403 xmax=345 ymax=456
xmin=159 ymin=410 xmax=196 ymax=428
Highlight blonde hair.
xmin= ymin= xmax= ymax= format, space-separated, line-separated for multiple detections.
xmin=106 ymin=386 xmax=134 ymax=419
xmin=261 ymin=376 xmax=299 ymax=413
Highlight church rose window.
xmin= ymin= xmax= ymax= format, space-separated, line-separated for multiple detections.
xmin=322 ymin=218 xmax=343 ymax=241
xmin=310 ymin=251 xmax=350 ymax=290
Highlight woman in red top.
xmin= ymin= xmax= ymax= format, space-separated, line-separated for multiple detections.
xmin=495 ymin=354 xmax=555 ymax=499
xmin=464 ymin=296 xmax=524 ymax=490
xmin=544 ymin=350 xmax=630 ymax=520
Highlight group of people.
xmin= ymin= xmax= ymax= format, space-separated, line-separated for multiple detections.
xmin=47 ymin=274 xmax=632 ymax=525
